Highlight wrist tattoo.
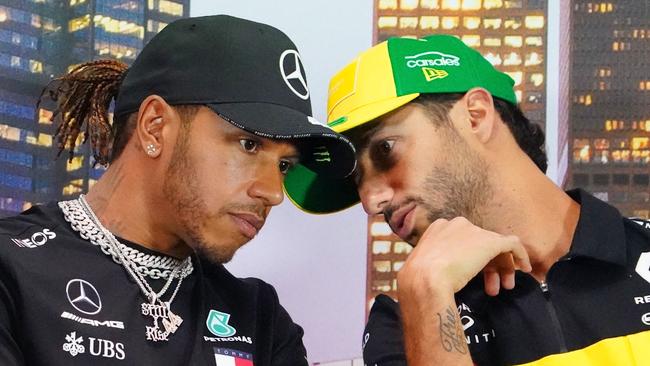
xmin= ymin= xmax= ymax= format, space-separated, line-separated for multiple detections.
xmin=437 ymin=306 xmax=468 ymax=354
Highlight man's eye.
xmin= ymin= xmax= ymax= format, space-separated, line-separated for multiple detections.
xmin=379 ymin=140 xmax=395 ymax=155
xmin=240 ymin=139 xmax=259 ymax=153
xmin=279 ymin=160 xmax=293 ymax=175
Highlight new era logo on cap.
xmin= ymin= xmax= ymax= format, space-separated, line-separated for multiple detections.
xmin=214 ymin=348 xmax=253 ymax=366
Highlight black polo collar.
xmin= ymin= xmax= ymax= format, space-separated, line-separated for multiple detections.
xmin=566 ymin=189 xmax=627 ymax=267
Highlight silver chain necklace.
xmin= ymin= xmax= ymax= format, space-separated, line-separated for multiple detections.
xmin=59 ymin=195 xmax=193 ymax=342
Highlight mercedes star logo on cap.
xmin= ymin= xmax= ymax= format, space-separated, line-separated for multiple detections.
xmin=66 ymin=278 xmax=102 ymax=315
xmin=279 ymin=49 xmax=310 ymax=100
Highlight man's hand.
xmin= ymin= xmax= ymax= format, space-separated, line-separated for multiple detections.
xmin=396 ymin=217 xmax=532 ymax=366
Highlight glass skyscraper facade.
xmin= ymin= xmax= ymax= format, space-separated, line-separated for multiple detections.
xmin=0 ymin=0 xmax=188 ymax=216
xmin=569 ymin=1 xmax=650 ymax=219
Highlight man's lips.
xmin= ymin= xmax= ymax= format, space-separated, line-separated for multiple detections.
xmin=229 ymin=213 xmax=264 ymax=239
xmin=388 ymin=202 xmax=417 ymax=240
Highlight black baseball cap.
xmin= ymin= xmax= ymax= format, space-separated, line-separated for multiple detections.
xmin=115 ymin=15 xmax=356 ymax=182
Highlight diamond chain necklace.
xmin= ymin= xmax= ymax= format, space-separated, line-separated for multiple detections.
xmin=59 ymin=195 xmax=193 ymax=342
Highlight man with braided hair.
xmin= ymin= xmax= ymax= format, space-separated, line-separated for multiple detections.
xmin=0 ymin=15 xmax=355 ymax=365
xmin=284 ymin=36 xmax=650 ymax=365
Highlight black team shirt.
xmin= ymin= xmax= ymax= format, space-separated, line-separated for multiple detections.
xmin=0 ymin=202 xmax=308 ymax=365
xmin=363 ymin=190 xmax=650 ymax=366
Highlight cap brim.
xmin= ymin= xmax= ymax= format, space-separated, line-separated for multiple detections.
xmin=284 ymin=93 xmax=420 ymax=214
xmin=208 ymin=102 xmax=356 ymax=179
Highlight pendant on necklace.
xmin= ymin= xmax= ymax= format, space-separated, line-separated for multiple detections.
xmin=141 ymin=301 xmax=182 ymax=342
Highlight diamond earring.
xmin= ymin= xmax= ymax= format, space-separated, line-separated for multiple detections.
xmin=146 ymin=144 xmax=157 ymax=156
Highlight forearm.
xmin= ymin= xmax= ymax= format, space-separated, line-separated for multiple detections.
xmin=398 ymin=281 xmax=472 ymax=366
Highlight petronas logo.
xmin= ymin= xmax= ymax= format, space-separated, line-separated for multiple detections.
xmin=206 ymin=310 xmax=237 ymax=337
xmin=422 ymin=67 xmax=448 ymax=82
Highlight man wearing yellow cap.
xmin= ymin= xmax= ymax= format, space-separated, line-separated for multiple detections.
xmin=283 ymin=35 xmax=650 ymax=365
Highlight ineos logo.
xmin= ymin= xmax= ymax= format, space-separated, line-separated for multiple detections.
xmin=66 ymin=279 xmax=102 ymax=315
xmin=279 ymin=49 xmax=309 ymax=100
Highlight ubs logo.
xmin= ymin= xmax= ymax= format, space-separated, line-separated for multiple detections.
xmin=66 ymin=279 xmax=102 ymax=315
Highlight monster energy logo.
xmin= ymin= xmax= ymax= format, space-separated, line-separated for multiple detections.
xmin=206 ymin=310 xmax=237 ymax=337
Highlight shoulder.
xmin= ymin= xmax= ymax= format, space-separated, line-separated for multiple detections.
xmin=624 ymin=217 xmax=650 ymax=251
xmin=199 ymin=260 xmax=282 ymax=306
xmin=363 ymin=294 xmax=405 ymax=363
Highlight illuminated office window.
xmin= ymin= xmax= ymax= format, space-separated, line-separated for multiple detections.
xmin=525 ymin=52 xmax=542 ymax=66
xmin=515 ymin=90 xmax=522 ymax=102
xmin=504 ymin=0 xmax=522 ymax=8
xmin=483 ymin=37 xmax=502 ymax=46
xmin=420 ymin=16 xmax=440 ymax=30
xmin=29 ymin=60 xmax=42 ymax=73
xmin=504 ymin=17 xmax=522 ymax=30
xmin=147 ymin=19 xmax=168 ymax=33
xmin=69 ymin=0 xmax=87 ymax=5
xmin=371 ymin=221 xmax=393 ymax=236
xmin=525 ymin=16 xmax=545 ymax=29
xmin=378 ymin=0 xmax=398 ymax=9
xmin=378 ymin=16 xmax=398 ymax=29
xmin=420 ymin=0 xmax=440 ymax=9
xmin=461 ymin=35 xmax=480 ymax=47
xmin=525 ymin=36 xmax=543 ymax=47
xmin=483 ymin=18 xmax=501 ymax=29
xmin=463 ymin=16 xmax=481 ymax=30
xmin=399 ymin=17 xmax=419 ymax=29
xmin=441 ymin=0 xmax=460 ymax=10
xmin=597 ymin=68 xmax=612 ymax=77
xmin=484 ymin=52 xmax=502 ymax=65
xmin=372 ymin=241 xmax=391 ymax=254
xmin=506 ymin=71 xmax=523 ymax=86
xmin=640 ymin=81 xmax=650 ymax=91
xmin=66 ymin=156 xmax=84 ymax=172
xmin=400 ymin=0 xmax=419 ymax=10
xmin=529 ymin=73 xmax=544 ymax=87
xmin=483 ymin=0 xmax=503 ymax=9
xmin=503 ymin=52 xmax=522 ymax=66
xmin=38 ymin=109 xmax=52 ymax=124
xmin=393 ymin=241 xmax=413 ymax=254
xmin=504 ymin=36 xmax=523 ymax=47
xmin=69 ymin=15 xmax=90 ymax=32
xmin=393 ymin=261 xmax=405 ymax=271
xmin=374 ymin=260 xmax=392 ymax=273
xmin=62 ymin=180 xmax=84 ymax=196
xmin=632 ymin=137 xmax=650 ymax=150
xmin=441 ymin=16 xmax=459 ymax=30
xmin=93 ymin=15 xmax=144 ymax=39
xmin=462 ymin=0 xmax=481 ymax=10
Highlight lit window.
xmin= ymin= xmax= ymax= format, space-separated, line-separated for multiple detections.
xmin=400 ymin=0 xmax=419 ymax=10
xmin=70 ymin=0 xmax=87 ymax=5
xmin=378 ymin=0 xmax=398 ymax=9
xmin=29 ymin=60 xmax=42 ymax=73
xmin=420 ymin=0 xmax=439 ymax=9
xmin=37 ymin=133 xmax=52 ymax=147
xmin=0 ymin=124 xmax=20 ymax=142
xmin=525 ymin=52 xmax=542 ymax=66
xmin=483 ymin=52 xmax=502 ymax=65
xmin=147 ymin=20 xmax=168 ymax=33
xmin=483 ymin=38 xmax=501 ymax=47
xmin=503 ymin=52 xmax=522 ymax=66
xmin=420 ymin=16 xmax=439 ymax=29
xmin=88 ymin=179 xmax=98 ymax=189
xmin=483 ymin=0 xmax=503 ymax=9
xmin=525 ymin=16 xmax=545 ymax=29
xmin=504 ymin=18 xmax=522 ymax=30
xmin=483 ymin=18 xmax=501 ymax=29
xmin=394 ymin=241 xmax=413 ymax=254
xmin=93 ymin=15 xmax=144 ymax=40
xmin=461 ymin=0 xmax=481 ymax=10
xmin=371 ymin=221 xmax=393 ymax=236
xmin=399 ymin=17 xmax=418 ymax=29
xmin=593 ymin=139 xmax=610 ymax=150
xmin=38 ymin=109 xmax=52 ymax=124
xmin=372 ymin=241 xmax=391 ymax=254
xmin=10 ymin=55 xmax=19 ymax=67
xmin=461 ymin=35 xmax=480 ymax=47
xmin=378 ymin=16 xmax=398 ymax=29
xmin=69 ymin=15 xmax=90 ymax=32
xmin=441 ymin=16 xmax=459 ymax=29
xmin=504 ymin=0 xmax=522 ymax=8
xmin=0 ymin=9 xmax=6 ymax=22
xmin=66 ymin=156 xmax=84 ymax=172
xmin=463 ymin=16 xmax=481 ymax=30
xmin=506 ymin=72 xmax=522 ymax=86
xmin=525 ymin=36 xmax=543 ymax=47
xmin=374 ymin=260 xmax=392 ymax=273
xmin=372 ymin=280 xmax=391 ymax=292
xmin=441 ymin=0 xmax=460 ymax=10
xmin=530 ymin=73 xmax=544 ymax=87
xmin=156 ymin=0 xmax=183 ymax=16
xmin=393 ymin=261 xmax=405 ymax=271
xmin=504 ymin=36 xmax=523 ymax=47
xmin=515 ymin=90 xmax=522 ymax=102
xmin=632 ymin=138 xmax=650 ymax=150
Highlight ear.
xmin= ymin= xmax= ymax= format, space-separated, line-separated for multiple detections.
xmin=464 ymin=88 xmax=497 ymax=144
xmin=134 ymin=95 xmax=174 ymax=158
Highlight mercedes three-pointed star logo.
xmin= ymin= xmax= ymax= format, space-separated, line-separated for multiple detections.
xmin=279 ymin=49 xmax=310 ymax=100
xmin=66 ymin=278 xmax=102 ymax=315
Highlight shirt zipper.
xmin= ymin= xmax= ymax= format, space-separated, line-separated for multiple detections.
xmin=540 ymin=280 xmax=568 ymax=353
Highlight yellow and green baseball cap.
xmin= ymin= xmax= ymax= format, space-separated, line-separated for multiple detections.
xmin=283 ymin=34 xmax=516 ymax=214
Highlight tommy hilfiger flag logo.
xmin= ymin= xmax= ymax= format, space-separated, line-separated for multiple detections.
xmin=214 ymin=347 xmax=253 ymax=366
